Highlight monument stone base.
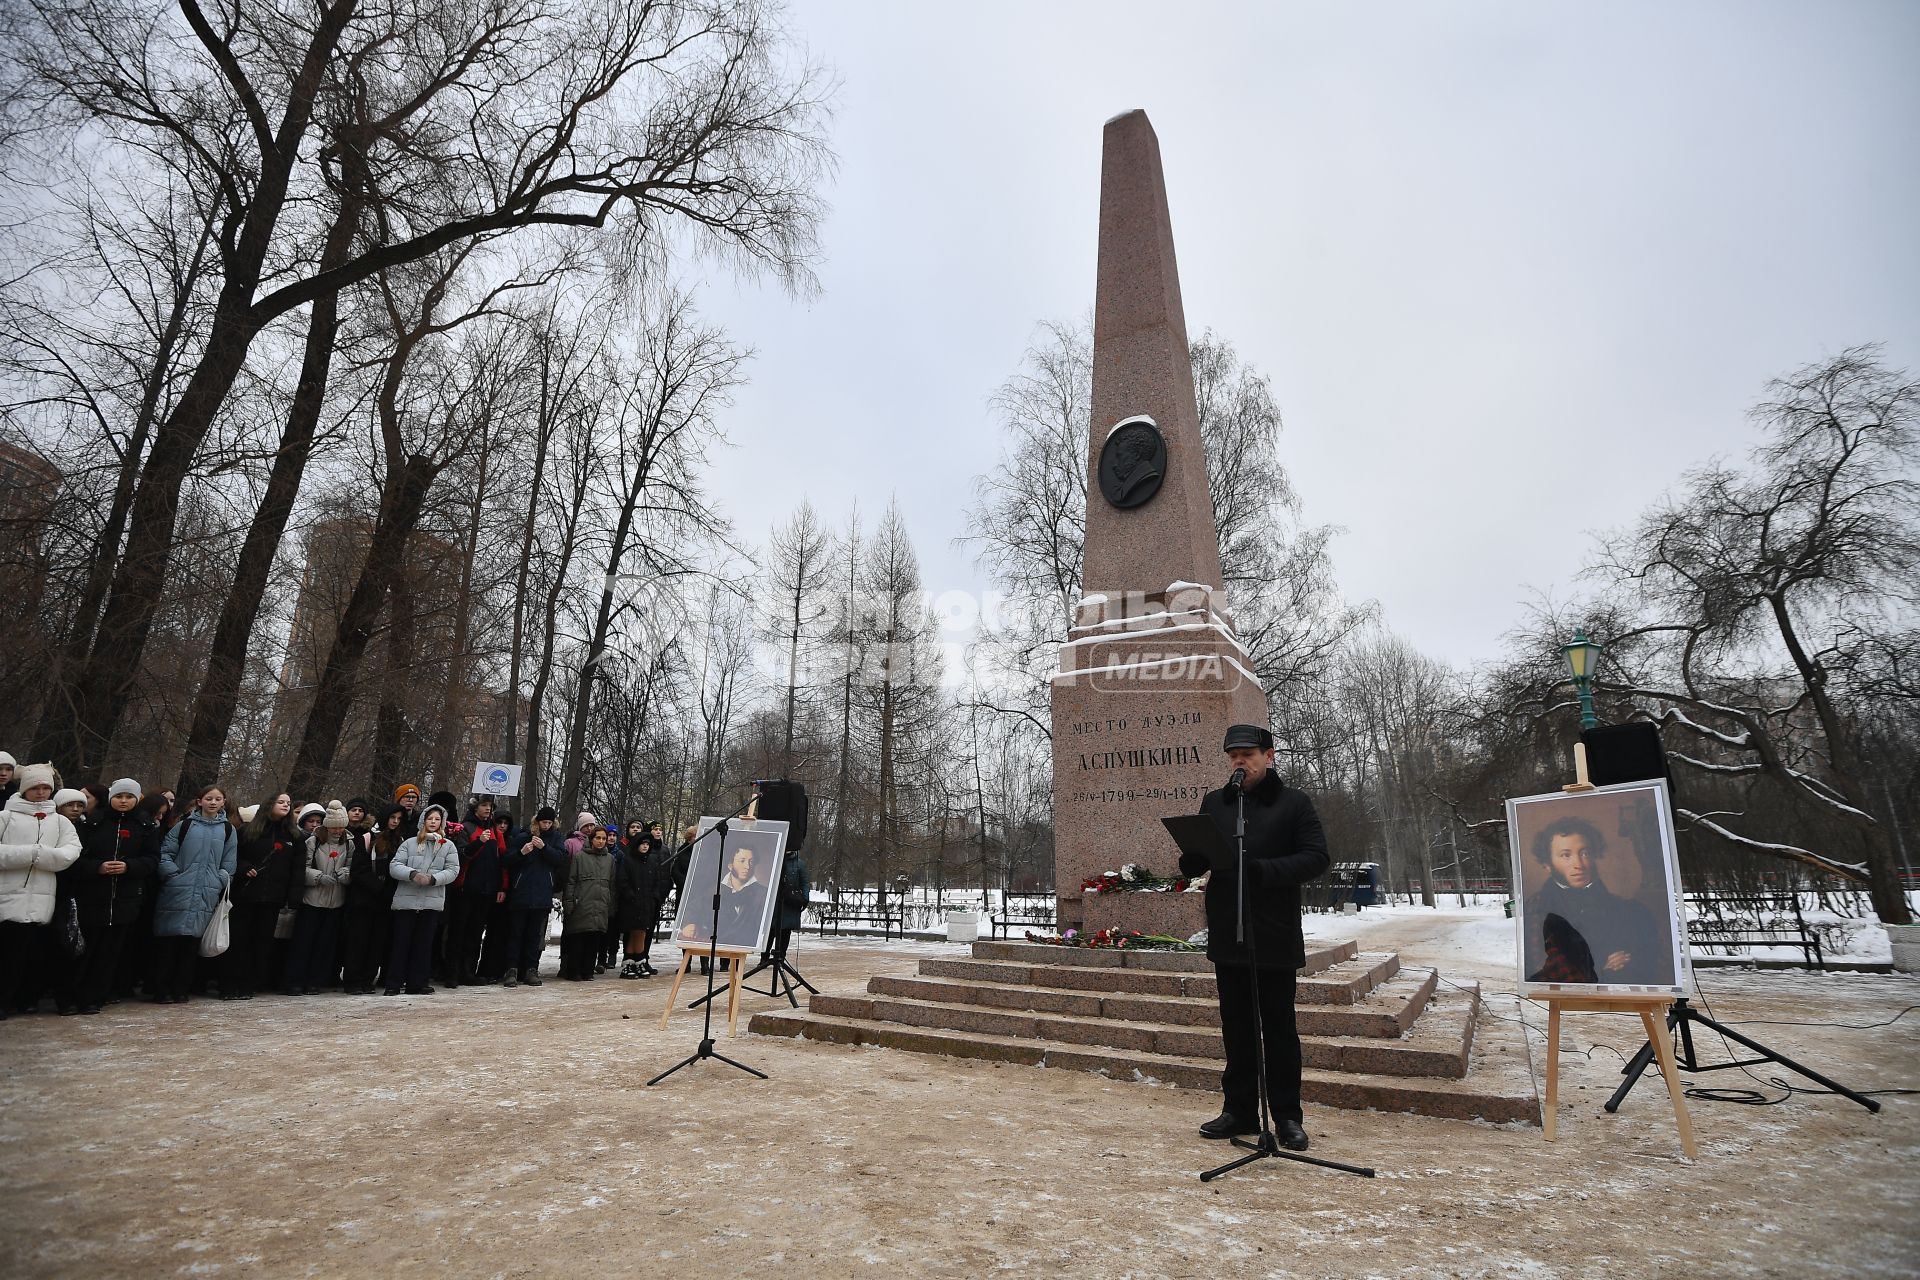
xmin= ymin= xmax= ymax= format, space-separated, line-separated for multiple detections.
xmin=1081 ymin=891 xmax=1206 ymax=941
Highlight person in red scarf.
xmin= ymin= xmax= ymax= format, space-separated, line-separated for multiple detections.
xmin=446 ymin=796 xmax=507 ymax=986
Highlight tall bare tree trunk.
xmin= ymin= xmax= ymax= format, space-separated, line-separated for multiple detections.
xmin=287 ymin=457 xmax=436 ymax=798
xmin=830 ymin=527 xmax=858 ymax=888
xmin=29 ymin=218 xmax=215 ymax=769
xmin=559 ymin=568 xmax=625 ymax=819
xmin=877 ymin=610 xmax=897 ymax=897
xmin=370 ymin=547 xmax=416 ymax=795
xmin=524 ymin=447 xmax=594 ymax=795
xmin=971 ymin=706 xmax=991 ymax=895
xmin=62 ymin=0 xmax=357 ymax=771
xmin=430 ymin=440 xmax=489 ymax=787
xmin=177 ymin=185 xmax=363 ymax=794
xmin=503 ymin=386 xmax=553 ymax=763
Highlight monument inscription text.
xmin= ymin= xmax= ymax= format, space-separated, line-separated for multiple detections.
xmin=1064 ymin=712 xmax=1209 ymax=807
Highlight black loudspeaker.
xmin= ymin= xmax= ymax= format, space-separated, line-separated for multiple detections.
xmin=1580 ymin=722 xmax=1669 ymax=786
xmin=754 ymin=779 xmax=809 ymax=851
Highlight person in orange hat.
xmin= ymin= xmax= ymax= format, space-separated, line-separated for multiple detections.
xmin=393 ymin=784 xmax=422 ymax=838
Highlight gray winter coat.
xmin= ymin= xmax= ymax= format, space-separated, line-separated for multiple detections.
xmin=303 ymin=832 xmax=354 ymax=909
xmin=562 ymin=847 xmax=616 ymax=932
xmin=389 ymin=823 xmax=460 ymax=911
xmin=153 ymin=812 xmax=238 ymax=938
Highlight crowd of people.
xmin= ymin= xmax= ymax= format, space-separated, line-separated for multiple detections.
xmin=0 ymin=749 xmax=819 ymax=1018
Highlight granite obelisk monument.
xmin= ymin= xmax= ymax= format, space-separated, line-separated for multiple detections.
xmin=1051 ymin=110 xmax=1269 ymax=937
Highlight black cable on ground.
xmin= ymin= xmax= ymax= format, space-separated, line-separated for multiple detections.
xmin=1685 ymin=984 xmax=1919 ymax=1106
xmin=1676 ymin=1000 xmax=1919 ymax=1032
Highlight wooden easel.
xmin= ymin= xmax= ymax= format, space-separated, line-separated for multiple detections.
xmin=659 ymin=942 xmax=753 ymax=1037
xmin=1532 ymin=743 xmax=1698 ymax=1160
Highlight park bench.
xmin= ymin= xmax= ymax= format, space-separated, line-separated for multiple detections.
xmin=990 ymin=892 xmax=1056 ymax=939
xmin=812 ymin=890 xmax=901 ymax=939
xmin=1685 ymin=890 xmax=1824 ymax=969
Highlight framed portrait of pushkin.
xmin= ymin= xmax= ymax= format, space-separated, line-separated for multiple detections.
xmin=670 ymin=816 xmax=789 ymax=954
xmin=1506 ymin=778 xmax=1688 ymax=999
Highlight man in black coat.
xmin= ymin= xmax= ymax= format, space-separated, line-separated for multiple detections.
xmin=1178 ymin=723 xmax=1330 ymax=1151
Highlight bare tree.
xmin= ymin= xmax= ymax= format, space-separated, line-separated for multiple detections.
xmin=503 ymin=293 xmax=609 ymax=763
xmin=822 ymin=505 xmax=865 ymax=885
xmin=765 ymin=499 xmax=834 ymax=775
xmin=284 ymin=243 xmax=541 ymax=798
xmin=860 ymin=500 xmax=943 ymax=894
xmin=174 ymin=3 xmax=505 ymax=788
xmin=521 ymin=380 xmax=600 ymax=790
xmin=14 ymin=0 xmax=833 ymax=771
xmin=959 ymin=320 xmax=1088 ymax=738
xmin=556 ymin=290 xmax=745 ymax=816
xmin=1586 ymin=348 xmax=1919 ymax=924
xmin=3 ymin=165 xmax=222 ymax=759
xmin=695 ymin=591 xmax=757 ymax=810
xmin=1335 ymin=628 xmax=1462 ymax=906
xmin=1189 ymin=333 xmax=1371 ymax=721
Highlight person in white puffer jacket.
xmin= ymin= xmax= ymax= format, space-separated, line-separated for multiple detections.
xmin=0 ymin=762 xmax=83 ymax=1017
xmin=384 ymin=805 xmax=460 ymax=996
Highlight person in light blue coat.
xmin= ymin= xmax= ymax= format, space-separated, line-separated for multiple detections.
xmin=149 ymin=785 xmax=238 ymax=1004
xmin=384 ymin=805 xmax=460 ymax=996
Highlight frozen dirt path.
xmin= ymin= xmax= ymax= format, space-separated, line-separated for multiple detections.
xmin=1 ymin=927 xmax=1915 ymax=1278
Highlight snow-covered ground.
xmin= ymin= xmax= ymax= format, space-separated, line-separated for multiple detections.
xmin=846 ymin=897 xmax=1900 ymax=969
xmin=1301 ymin=901 xmax=1896 ymax=972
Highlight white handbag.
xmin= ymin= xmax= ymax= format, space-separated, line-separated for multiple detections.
xmin=200 ymin=885 xmax=233 ymax=958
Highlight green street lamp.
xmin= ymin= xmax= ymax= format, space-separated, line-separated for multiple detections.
xmin=1562 ymin=628 xmax=1604 ymax=730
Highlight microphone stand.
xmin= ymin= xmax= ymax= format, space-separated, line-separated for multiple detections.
xmin=1202 ymin=770 xmax=1374 ymax=1182
xmin=648 ymin=791 xmax=766 ymax=1086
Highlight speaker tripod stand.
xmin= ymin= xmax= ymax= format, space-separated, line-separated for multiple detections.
xmin=1606 ymin=997 xmax=1880 ymax=1114
xmin=740 ymin=945 xmax=817 ymax=1007
xmin=686 ymin=945 xmax=817 ymax=1010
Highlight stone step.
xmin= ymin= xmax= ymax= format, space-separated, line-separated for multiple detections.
xmin=915 ymin=951 xmax=1398 ymax=1004
xmin=810 ymin=980 xmax=1473 ymax=1079
xmin=750 ymin=985 xmax=1538 ymax=1126
xmin=969 ymin=938 xmax=1357 ymax=975
xmin=866 ymin=966 xmax=1438 ymax=1040
xmin=1299 ymin=968 xmax=1436 ymax=1037
xmin=1297 ymin=953 xmax=1400 ymax=1005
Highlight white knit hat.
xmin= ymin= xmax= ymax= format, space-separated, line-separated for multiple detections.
xmin=52 ymin=787 xmax=87 ymax=809
xmin=238 ymin=804 xmax=260 ymax=824
xmin=0 ymin=751 xmax=16 ymax=769
xmin=298 ymin=802 xmax=326 ymax=823
xmin=15 ymin=762 xmax=58 ymax=794
xmin=323 ymin=800 xmax=349 ymax=829
xmin=109 ymin=778 xmax=142 ymax=800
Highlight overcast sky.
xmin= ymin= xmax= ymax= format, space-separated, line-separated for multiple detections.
xmin=687 ymin=0 xmax=1920 ymax=672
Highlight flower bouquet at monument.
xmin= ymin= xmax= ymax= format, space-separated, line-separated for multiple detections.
xmin=1023 ymin=927 xmax=1199 ymax=951
xmin=1079 ymin=863 xmax=1201 ymax=895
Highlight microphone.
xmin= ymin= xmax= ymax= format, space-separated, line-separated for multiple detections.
xmin=1223 ymin=767 xmax=1247 ymax=798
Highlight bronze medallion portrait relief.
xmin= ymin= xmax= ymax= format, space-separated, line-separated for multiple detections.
xmin=1097 ymin=416 xmax=1167 ymax=509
